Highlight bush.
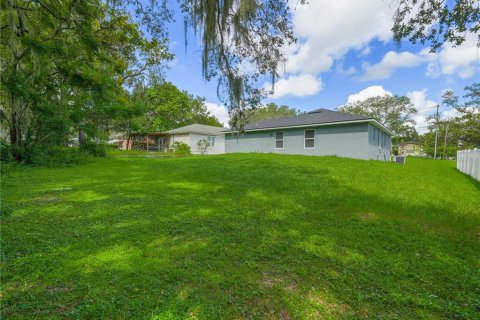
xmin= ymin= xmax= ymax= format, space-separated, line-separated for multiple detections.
xmin=172 ymin=142 xmax=191 ymax=156
xmin=79 ymin=141 xmax=107 ymax=157
xmin=26 ymin=146 xmax=90 ymax=166
xmin=0 ymin=139 xmax=13 ymax=163
xmin=197 ymin=139 xmax=209 ymax=155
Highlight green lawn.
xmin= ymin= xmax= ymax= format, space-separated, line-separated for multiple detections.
xmin=2 ymin=154 xmax=479 ymax=319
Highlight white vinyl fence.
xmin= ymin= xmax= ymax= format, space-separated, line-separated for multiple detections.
xmin=457 ymin=149 xmax=480 ymax=181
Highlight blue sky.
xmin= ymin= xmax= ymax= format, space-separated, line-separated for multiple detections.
xmin=162 ymin=1 xmax=479 ymax=132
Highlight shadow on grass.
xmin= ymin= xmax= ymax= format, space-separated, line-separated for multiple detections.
xmin=2 ymin=155 xmax=479 ymax=319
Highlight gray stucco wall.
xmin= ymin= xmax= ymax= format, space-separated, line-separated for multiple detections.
xmin=367 ymin=124 xmax=391 ymax=161
xmin=225 ymin=123 xmax=378 ymax=160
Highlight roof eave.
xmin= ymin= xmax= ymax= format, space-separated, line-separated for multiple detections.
xmin=225 ymin=119 xmax=394 ymax=136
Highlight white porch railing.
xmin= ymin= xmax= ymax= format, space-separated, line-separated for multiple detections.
xmin=457 ymin=149 xmax=480 ymax=181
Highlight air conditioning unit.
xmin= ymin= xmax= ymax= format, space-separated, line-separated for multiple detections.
xmin=394 ymin=156 xmax=406 ymax=164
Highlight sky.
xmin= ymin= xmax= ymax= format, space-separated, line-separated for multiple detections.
xmin=162 ymin=0 xmax=480 ymax=133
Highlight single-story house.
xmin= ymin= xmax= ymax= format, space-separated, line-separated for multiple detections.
xmin=118 ymin=124 xmax=226 ymax=154
xmin=397 ymin=141 xmax=426 ymax=157
xmin=165 ymin=124 xmax=225 ymax=154
xmin=224 ymin=108 xmax=393 ymax=161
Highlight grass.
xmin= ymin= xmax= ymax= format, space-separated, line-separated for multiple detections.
xmin=1 ymin=154 xmax=479 ymax=319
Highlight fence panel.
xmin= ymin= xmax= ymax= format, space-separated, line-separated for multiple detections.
xmin=457 ymin=149 xmax=480 ymax=181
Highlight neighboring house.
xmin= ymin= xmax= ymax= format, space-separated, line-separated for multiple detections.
xmin=118 ymin=124 xmax=226 ymax=154
xmin=398 ymin=142 xmax=426 ymax=157
xmin=165 ymin=124 xmax=225 ymax=154
xmin=224 ymin=108 xmax=393 ymax=161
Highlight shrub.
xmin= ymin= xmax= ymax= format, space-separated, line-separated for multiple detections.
xmin=172 ymin=142 xmax=191 ymax=156
xmin=26 ymin=146 xmax=90 ymax=166
xmin=80 ymin=141 xmax=107 ymax=157
xmin=197 ymin=139 xmax=209 ymax=155
xmin=0 ymin=139 xmax=13 ymax=163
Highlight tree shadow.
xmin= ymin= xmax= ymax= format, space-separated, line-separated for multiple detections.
xmin=2 ymin=155 xmax=479 ymax=319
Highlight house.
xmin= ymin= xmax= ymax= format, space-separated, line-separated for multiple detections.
xmin=165 ymin=124 xmax=225 ymax=154
xmin=398 ymin=142 xmax=425 ymax=157
xmin=224 ymin=108 xmax=393 ymax=161
xmin=119 ymin=124 xmax=226 ymax=154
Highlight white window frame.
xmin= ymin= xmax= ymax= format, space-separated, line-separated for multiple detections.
xmin=207 ymin=135 xmax=215 ymax=148
xmin=275 ymin=131 xmax=284 ymax=149
xmin=304 ymin=129 xmax=315 ymax=149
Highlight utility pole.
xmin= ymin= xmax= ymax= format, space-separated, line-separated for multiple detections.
xmin=443 ymin=122 xmax=449 ymax=159
xmin=434 ymin=105 xmax=439 ymax=160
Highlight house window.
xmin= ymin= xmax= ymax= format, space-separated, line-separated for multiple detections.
xmin=275 ymin=132 xmax=283 ymax=149
xmin=304 ymin=130 xmax=315 ymax=148
xmin=208 ymin=135 xmax=215 ymax=147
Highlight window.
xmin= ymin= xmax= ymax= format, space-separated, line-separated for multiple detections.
xmin=208 ymin=135 xmax=215 ymax=147
xmin=304 ymin=130 xmax=315 ymax=148
xmin=275 ymin=132 xmax=283 ymax=149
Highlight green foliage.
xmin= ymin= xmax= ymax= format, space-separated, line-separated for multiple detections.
xmin=172 ymin=142 xmax=191 ymax=156
xmin=245 ymin=103 xmax=300 ymax=125
xmin=338 ymin=95 xmax=418 ymax=137
xmin=392 ymin=0 xmax=480 ymax=51
xmin=79 ymin=142 xmax=107 ymax=158
xmin=180 ymin=0 xmax=303 ymax=129
xmin=0 ymin=0 xmax=171 ymax=162
xmin=2 ymin=155 xmax=479 ymax=318
xmin=25 ymin=146 xmax=90 ymax=167
xmin=418 ymin=82 xmax=480 ymax=159
xmin=139 ymin=82 xmax=222 ymax=132
xmin=0 ymin=139 xmax=13 ymax=163
xmin=197 ymin=139 xmax=210 ymax=155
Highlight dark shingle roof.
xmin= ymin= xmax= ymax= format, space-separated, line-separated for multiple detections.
xmin=243 ymin=108 xmax=371 ymax=131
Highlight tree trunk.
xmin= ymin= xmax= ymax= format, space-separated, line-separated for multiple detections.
xmin=79 ymin=129 xmax=86 ymax=146
xmin=9 ymin=95 xmax=24 ymax=162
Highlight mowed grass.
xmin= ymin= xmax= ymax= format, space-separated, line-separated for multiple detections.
xmin=1 ymin=154 xmax=479 ymax=319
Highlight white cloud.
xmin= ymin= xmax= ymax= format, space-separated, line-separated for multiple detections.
xmin=265 ymin=74 xmax=323 ymax=99
xmin=411 ymin=115 xmax=431 ymax=134
xmin=442 ymin=108 xmax=463 ymax=119
xmin=336 ymin=61 xmax=357 ymax=76
xmin=286 ymin=0 xmax=394 ymax=74
xmin=425 ymin=33 xmax=480 ymax=79
xmin=360 ymin=51 xmax=425 ymax=81
xmin=406 ymin=89 xmax=438 ymax=134
xmin=406 ymin=89 xmax=437 ymax=116
xmin=359 ymin=46 xmax=372 ymax=57
xmin=346 ymin=85 xmax=392 ymax=104
xmin=205 ymin=102 xmax=229 ymax=126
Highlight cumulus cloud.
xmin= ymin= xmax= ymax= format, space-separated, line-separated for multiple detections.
xmin=406 ymin=89 xmax=437 ymax=116
xmin=346 ymin=85 xmax=392 ymax=104
xmin=424 ymin=33 xmax=480 ymax=79
xmin=360 ymin=51 xmax=425 ymax=81
xmin=406 ymin=89 xmax=438 ymax=133
xmin=265 ymin=74 xmax=323 ymax=99
xmin=285 ymin=0 xmax=394 ymax=74
xmin=205 ymin=102 xmax=229 ymax=126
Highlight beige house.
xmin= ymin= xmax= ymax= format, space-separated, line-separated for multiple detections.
xmin=398 ymin=142 xmax=425 ymax=157
xmin=118 ymin=124 xmax=226 ymax=154
xmin=165 ymin=124 xmax=225 ymax=154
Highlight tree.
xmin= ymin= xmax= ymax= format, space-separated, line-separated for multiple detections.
xmin=441 ymin=83 xmax=480 ymax=148
xmin=392 ymin=0 xmax=480 ymax=51
xmin=245 ymin=103 xmax=300 ymax=124
xmin=141 ymin=82 xmax=222 ymax=132
xmin=180 ymin=0 xmax=305 ymax=128
xmin=0 ymin=0 xmax=171 ymax=161
xmin=337 ymin=95 xmax=418 ymax=139
xmin=1 ymin=0 xmax=302 ymax=162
